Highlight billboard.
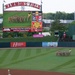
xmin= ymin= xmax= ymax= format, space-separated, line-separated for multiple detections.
xmin=3 ymin=11 xmax=42 ymax=32
xmin=10 ymin=42 xmax=26 ymax=48
xmin=42 ymin=42 xmax=58 ymax=47
xmin=31 ymin=11 xmax=42 ymax=32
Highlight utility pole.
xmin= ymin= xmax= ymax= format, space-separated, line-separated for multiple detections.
xmin=40 ymin=0 xmax=43 ymax=12
xmin=40 ymin=0 xmax=43 ymax=34
xmin=74 ymin=11 xmax=75 ymax=20
xmin=3 ymin=0 xmax=6 ymax=12
xmin=3 ymin=0 xmax=5 ymax=12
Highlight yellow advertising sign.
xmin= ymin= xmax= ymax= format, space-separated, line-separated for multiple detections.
xmin=32 ymin=22 xmax=42 ymax=28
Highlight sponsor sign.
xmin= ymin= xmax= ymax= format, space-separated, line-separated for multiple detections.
xmin=33 ymin=34 xmax=44 ymax=38
xmin=3 ymin=28 xmax=31 ymax=32
xmin=42 ymin=42 xmax=48 ymax=47
xmin=3 ymin=28 xmax=10 ymax=32
xmin=31 ymin=11 xmax=42 ymax=32
xmin=10 ymin=42 xmax=26 ymax=48
xmin=47 ymin=42 xmax=58 ymax=47
xmin=42 ymin=42 xmax=58 ymax=47
xmin=3 ymin=11 xmax=42 ymax=32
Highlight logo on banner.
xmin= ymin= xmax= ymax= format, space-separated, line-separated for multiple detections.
xmin=10 ymin=42 xmax=26 ymax=47
xmin=32 ymin=22 xmax=42 ymax=28
xmin=47 ymin=42 xmax=58 ymax=47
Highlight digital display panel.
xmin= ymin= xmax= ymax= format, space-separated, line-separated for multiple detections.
xmin=3 ymin=11 xmax=42 ymax=32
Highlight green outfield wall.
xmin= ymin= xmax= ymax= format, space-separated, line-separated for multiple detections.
xmin=0 ymin=42 xmax=75 ymax=48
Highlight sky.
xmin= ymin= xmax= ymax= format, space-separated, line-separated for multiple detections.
xmin=0 ymin=0 xmax=75 ymax=14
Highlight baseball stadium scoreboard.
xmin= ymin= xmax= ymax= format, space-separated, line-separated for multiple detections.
xmin=3 ymin=2 xmax=42 ymax=32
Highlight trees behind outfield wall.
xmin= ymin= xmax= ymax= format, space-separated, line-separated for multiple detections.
xmin=43 ymin=12 xmax=74 ymax=20
xmin=50 ymin=19 xmax=75 ymax=41
xmin=3 ymin=32 xmax=38 ymax=38
xmin=50 ymin=19 xmax=68 ymax=37
xmin=58 ymin=21 xmax=75 ymax=41
xmin=50 ymin=20 xmax=67 ymax=32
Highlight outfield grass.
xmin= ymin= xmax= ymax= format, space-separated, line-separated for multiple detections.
xmin=0 ymin=47 xmax=75 ymax=74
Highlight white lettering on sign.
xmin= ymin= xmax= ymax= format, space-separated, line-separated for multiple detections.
xmin=11 ymin=42 xmax=26 ymax=47
xmin=5 ymin=2 xmax=41 ymax=9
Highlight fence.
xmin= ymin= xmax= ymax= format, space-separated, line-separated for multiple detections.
xmin=0 ymin=42 xmax=75 ymax=48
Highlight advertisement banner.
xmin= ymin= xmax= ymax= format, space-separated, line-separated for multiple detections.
xmin=33 ymin=34 xmax=44 ymax=38
xmin=42 ymin=42 xmax=58 ymax=47
xmin=31 ymin=11 xmax=42 ymax=32
xmin=47 ymin=42 xmax=58 ymax=47
xmin=10 ymin=42 xmax=26 ymax=48
xmin=42 ymin=42 xmax=48 ymax=47
xmin=31 ymin=22 xmax=42 ymax=32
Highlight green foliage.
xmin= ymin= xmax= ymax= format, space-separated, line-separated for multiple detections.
xmin=68 ymin=21 xmax=75 ymax=26
xmin=0 ymin=36 xmax=58 ymax=42
xmin=67 ymin=25 xmax=75 ymax=37
xmin=66 ymin=21 xmax=75 ymax=37
xmin=2 ymin=31 xmax=58 ymax=42
xmin=50 ymin=20 xmax=67 ymax=33
xmin=0 ymin=14 xmax=3 ymax=17
xmin=23 ymin=34 xmax=27 ymax=38
xmin=3 ymin=32 xmax=39 ymax=38
xmin=8 ymin=35 xmax=12 ymax=38
xmin=43 ymin=28 xmax=49 ymax=32
xmin=43 ymin=11 xmax=74 ymax=20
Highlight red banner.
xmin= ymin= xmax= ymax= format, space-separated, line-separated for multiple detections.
xmin=10 ymin=42 xmax=26 ymax=48
xmin=5 ymin=2 xmax=41 ymax=9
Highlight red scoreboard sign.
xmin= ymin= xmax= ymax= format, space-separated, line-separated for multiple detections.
xmin=10 ymin=42 xmax=26 ymax=48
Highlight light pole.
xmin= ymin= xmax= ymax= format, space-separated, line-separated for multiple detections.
xmin=40 ymin=0 xmax=43 ymax=12
xmin=74 ymin=11 xmax=75 ymax=20
xmin=40 ymin=0 xmax=43 ymax=34
xmin=3 ymin=0 xmax=6 ymax=12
